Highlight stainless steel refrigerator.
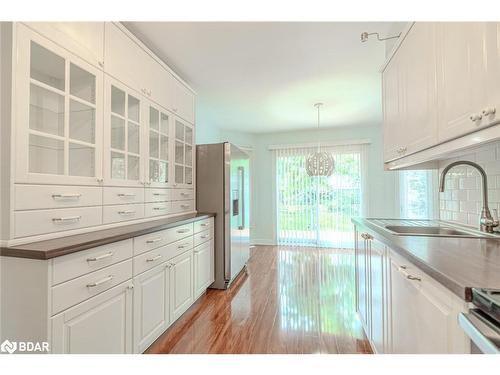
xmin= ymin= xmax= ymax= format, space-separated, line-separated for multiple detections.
xmin=196 ymin=142 xmax=250 ymax=289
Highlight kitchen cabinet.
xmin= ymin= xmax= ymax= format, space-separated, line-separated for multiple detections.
xmin=382 ymin=23 xmax=438 ymax=162
xmin=354 ymin=225 xmax=469 ymax=354
xmin=382 ymin=22 xmax=500 ymax=168
xmin=15 ymin=23 xmax=103 ymax=186
xmin=133 ymin=262 xmax=170 ymax=353
xmin=3 ymin=22 xmax=196 ymax=244
xmin=173 ymin=117 xmax=195 ymax=188
xmin=194 ymin=239 xmax=214 ymax=299
xmin=23 ymin=22 xmax=105 ymax=69
xmin=355 ymin=229 xmax=370 ymax=336
xmin=103 ymin=75 xmax=145 ymax=187
xmin=51 ymin=282 xmax=134 ymax=354
xmin=170 ymin=249 xmax=194 ymax=321
xmin=146 ymin=100 xmax=172 ymax=187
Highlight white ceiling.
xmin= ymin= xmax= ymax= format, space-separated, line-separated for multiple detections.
xmin=124 ymin=22 xmax=397 ymax=133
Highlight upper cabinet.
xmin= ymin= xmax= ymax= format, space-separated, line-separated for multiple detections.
xmin=173 ymin=118 xmax=195 ymax=188
xmin=15 ymin=24 xmax=103 ymax=186
xmin=23 ymin=22 xmax=104 ymax=69
xmin=104 ymin=23 xmax=195 ymax=124
xmin=382 ymin=22 xmax=500 ymax=167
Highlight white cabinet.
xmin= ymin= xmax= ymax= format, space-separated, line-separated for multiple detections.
xmin=172 ymin=78 xmax=195 ymax=124
xmin=354 ymin=226 xmax=469 ymax=354
xmin=133 ymin=262 xmax=170 ymax=353
xmin=15 ymin=23 xmax=103 ymax=186
xmin=103 ymin=75 xmax=145 ymax=187
xmin=436 ymin=23 xmax=492 ymax=142
xmin=194 ymin=240 xmax=214 ymax=298
xmin=173 ymin=117 xmax=195 ymax=188
xmin=389 ymin=250 xmax=469 ymax=353
xmin=146 ymin=100 xmax=173 ymax=187
xmin=170 ymin=250 xmax=194 ymax=321
xmin=51 ymin=281 xmax=134 ymax=354
xmin=382 ymin=23 xmax=437 ymax=162
xmin=23 ymin=22 xmax=104 ymax=68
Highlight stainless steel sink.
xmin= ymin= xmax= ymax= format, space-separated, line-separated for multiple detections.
xmin=384 ymin=225 xmax=472 ymax=237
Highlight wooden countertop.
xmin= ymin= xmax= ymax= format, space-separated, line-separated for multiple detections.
xmin=352 ymin=218 xmax=500 ymax=302
xmin=1 ymin=213 xmax=215 ymax=260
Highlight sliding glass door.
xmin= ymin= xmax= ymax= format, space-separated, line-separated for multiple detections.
xmin=275 ymin=144 xmax=366 ymax=248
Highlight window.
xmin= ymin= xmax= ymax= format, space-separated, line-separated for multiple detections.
xmin=274 ymin=144 xmax=367 ymax=248
xmin=399 ymin=170 xmax=437 ymax=219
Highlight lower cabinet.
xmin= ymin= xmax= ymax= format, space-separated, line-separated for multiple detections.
xmin=354 ymin=226 xmax=469 ymax=354
xmin=194 ymin=240 xmax=214 ymax=299
xmin=133 ymin=263 xmax=170 ymax=353
xmin=170 ymin=250 xmax=194 ymax=321
xmin=51 ymin=282 xmax=134 ymax=354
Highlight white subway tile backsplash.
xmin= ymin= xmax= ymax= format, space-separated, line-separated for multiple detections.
xmin=439 ymin=140 xmax=500 ymax=227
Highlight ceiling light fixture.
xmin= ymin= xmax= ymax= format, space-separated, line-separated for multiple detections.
xmin=305 ymin=103 xmax=334 ymax=177
xmin=360 ymin=31 xmax=401 ymax=43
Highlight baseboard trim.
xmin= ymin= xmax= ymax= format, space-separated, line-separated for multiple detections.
xmin=250 ymin=239 xmax=276 ymax=246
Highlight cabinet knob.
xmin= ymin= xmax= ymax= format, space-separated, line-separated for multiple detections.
xmin=470 ymin=113 xmax=482 ymax=122
xmin=127 ymin=284 xmax=134 ymax=290
xmin=482 ymin=107 xmax=496 ymax=116
xmin=98 ymin=61 xmax=104 ymax=68
xmin=407 ymin=275 xmax=421 ymax=282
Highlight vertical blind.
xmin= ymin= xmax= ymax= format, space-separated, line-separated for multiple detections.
xmin=274 ymin=143 xmax=367 ymax=249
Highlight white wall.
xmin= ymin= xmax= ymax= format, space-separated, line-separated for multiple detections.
xmin=197 ymin=124 xmax=397 ymax=245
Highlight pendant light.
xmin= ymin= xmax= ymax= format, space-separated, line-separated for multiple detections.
xmin=305 ymin=103 xmax=335 ymax=177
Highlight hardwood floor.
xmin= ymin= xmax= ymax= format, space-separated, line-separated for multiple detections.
xmin=146 ymin=245 xmax=372 ymax=354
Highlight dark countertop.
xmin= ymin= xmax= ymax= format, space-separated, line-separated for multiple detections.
xmin=352 ymin=218 xmax=500 ymax=302
xmin=1 ymin=213 xmax=215 ymax=260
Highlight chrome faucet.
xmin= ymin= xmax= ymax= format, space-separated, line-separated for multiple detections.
xmin=439 ymin=161 xmax=498 ymax=233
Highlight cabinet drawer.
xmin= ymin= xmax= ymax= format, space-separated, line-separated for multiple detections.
xmin=172 ymin=200 xmax=194 ymax=214
xmin=14 ymin=206 xmax=102 ymax=238
xmin=103 ymin=187 xmax=145 ymax=205
xmin=134 ymin=237 xmax=194 ymax=276
xmin=145 ymin=202 xmax=173 ymax=218
xmin=145 ymin=188 xmax=172 ymax=202
xmin=52 ymin=239 xmax=134 ymax=286
xmin=103 ymin=203 xmax=145 ymax=224
xmin=172 ymin=189 xmax=194 ymax=201
xmin=15 ymin=184 xmax=102 ymax=210
xmin=194 ymin=217 xmax=213 ymax=233
xmin=194 ymin=228 xmax=212 ymax=247
xmin=51 ymin=259 xmax=133 ymax=315
xmin=134 ymin=223 xmax=194 ymax=255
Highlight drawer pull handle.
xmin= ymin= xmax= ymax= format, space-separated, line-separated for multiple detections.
xmin=180 ymin=204 xmax=190 ymax=209
xmin=146 ymin=237 xmax=163 ymax=244
xmin=117 ymin=193 xmax=136 ymax=197
xmin=177 ymin=243 xmax=190 ymax=249
xmin=52 ymin=216 xmax=81 ymax=223
xmin=180 ymin=192 xmax=190 ymax=196
xmin=200 ymin=235 xmax=209 ymax=239
xmin=86 ymin=275 xmax=114 ymax=288
xmin=177 ymin=229 xmax=190 ymax=233
xmin=146 ymin=255 xmax=163 ymax=262
xmin=407 ymin=275 xmax=421 ymax=282
xmin=52 ymin=193 xmax=82 ymax=200
xmin=87 ymin=252 xmax=114 ymax=262
xmin=118 ymin=210 xmax=136 ymax=215
xmin=200 ymin=223 xmax=209 ymax=227
xmin=153 ymin=207 xmax=167 ymax=211
xmin=153 ymin=193 xmax=168 ymax=196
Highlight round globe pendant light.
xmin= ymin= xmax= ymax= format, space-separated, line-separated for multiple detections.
xmin=305 ymin=103 xmax=335 ymax=177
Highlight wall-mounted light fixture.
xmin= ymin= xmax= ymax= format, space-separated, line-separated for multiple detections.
xmin=360 ymin=31 xmax=401 ymax=43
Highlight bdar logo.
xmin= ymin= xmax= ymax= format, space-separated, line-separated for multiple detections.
xmin=1 ymin=340 xmax=17 ymax=354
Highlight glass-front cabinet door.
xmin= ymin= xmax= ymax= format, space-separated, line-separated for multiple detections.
xmin=174 ymin=117 xmax=194 ymax=188
xmin=146 ymin=102 xmax=171 ymax=187
xmin=103 ymin=76 xmax=144 ymax=186
xmin=15 ymin=24 xmax=103 ymax=185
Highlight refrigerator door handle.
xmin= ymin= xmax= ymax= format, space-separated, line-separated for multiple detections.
xmin=238 ymin=166 xmax=245 ymax=230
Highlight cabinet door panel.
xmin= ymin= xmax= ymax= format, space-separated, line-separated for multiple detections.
xmin=16 ymin=24 xmax=103 ymax=186
xmin=355 ymin=230 xmax=370 ymax=335
xmin=170 ymin=250 xmax=194 ymax=321
xmin=437 ymin=22 xmax=489 ymax=142
xmin=370 ymin=240 xmax=386 ymax=354
xmin=173 ymin=78 xmax=195 ymax=124
xmin=51 ymin=282 xmax=133 ymax=354
xmin=194 ymin=241 xmax=211 ymax=298
xmin=382 ymin=53 xmax=402 ymax=162
xmin=133 ymin=263 xmax=170 ymax=353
